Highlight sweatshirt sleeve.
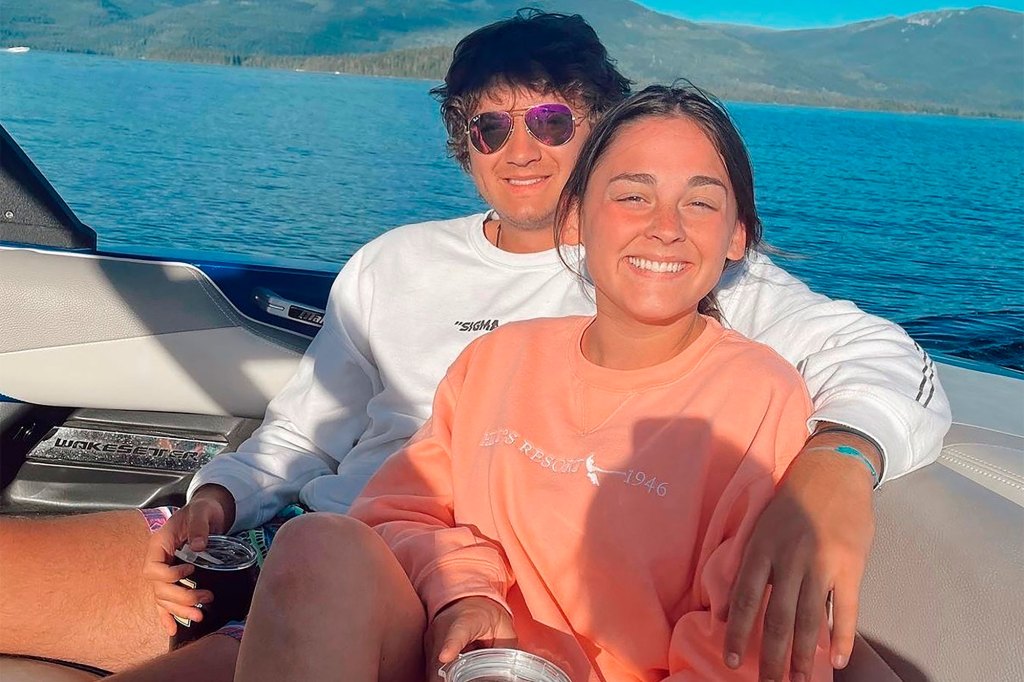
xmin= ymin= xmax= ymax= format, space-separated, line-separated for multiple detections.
xmin=664 ymin=379 xmax=832 ymax=681
xmin=350 ymin=345 xmax=515 ymax=622
xmin=187 ymin=250 xmax=379 ymax=531
xmin=715 ymin=252 xmax=951 ymax=483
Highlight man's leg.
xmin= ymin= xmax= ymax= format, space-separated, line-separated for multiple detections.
xmin=235 ymin=512 xmax=426 ymax=682
xmin=0 ymin=510 xmax=166 ymax=671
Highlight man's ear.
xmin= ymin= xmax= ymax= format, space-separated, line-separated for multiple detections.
xmin=561 ymin=206 xmax=582 ymax=246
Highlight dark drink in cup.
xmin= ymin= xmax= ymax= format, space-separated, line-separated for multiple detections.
xmin=169 ymin=535 xmax=258 ymax=650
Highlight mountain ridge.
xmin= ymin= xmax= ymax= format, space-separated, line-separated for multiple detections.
xmin=2 ymin=1 xmax=1021 ymax=118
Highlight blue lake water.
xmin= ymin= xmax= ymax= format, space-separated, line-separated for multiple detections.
xmin=2 ymin=51 xmax=1023 ymax=371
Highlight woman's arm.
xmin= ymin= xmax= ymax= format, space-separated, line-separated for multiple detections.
xmin=350 ymin=343 xmax=516 ymax=623
xmin=666 ymin=380 xmax=833 ymax=681
xmin=665 ymin=476 xmax=833 ymax=681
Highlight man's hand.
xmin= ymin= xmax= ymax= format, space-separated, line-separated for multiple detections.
xmin=141 ymin=484 xmax=236 ymax=635
xmin=724 ymin=430 xmax=877 ymax=681
xmin=425 ymin=596 xmax=518 ymax=681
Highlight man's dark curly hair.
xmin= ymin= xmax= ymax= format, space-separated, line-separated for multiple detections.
xmin=430 ymin=9 xmax=632 ymax=170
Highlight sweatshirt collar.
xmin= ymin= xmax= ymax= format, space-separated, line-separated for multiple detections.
xmin=569 ymin=316 xmax=726 ymax=391
xmin=468 ymin=211 xmax=583 ymax=271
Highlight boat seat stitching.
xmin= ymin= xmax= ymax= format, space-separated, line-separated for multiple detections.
xmin=178 ymin=266 xmax=241 ymax=325
xmin=948 ymin=451 xmax=1022 ymax=481
xmin=941 ymin=449 xmax=1024 ymax=485
xmin=941 ymin=447 xmax=1024 ymax=481
xmin=179 ymin=266 xmax=304 ymax=355
xmin=939 ymin=453 xmax=1024 ymax=491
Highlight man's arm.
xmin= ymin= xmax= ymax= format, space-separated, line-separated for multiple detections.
xmin=716 ymin=251 xmax=951 ymax=481
xmin=187 ymin=250 xmax=380 ymax=532
xmin=715 ymin=252 xmax=952 ymax=679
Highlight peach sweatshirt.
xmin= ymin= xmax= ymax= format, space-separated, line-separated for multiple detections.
xmin=351 ymin=316 xmax=833 ymax=681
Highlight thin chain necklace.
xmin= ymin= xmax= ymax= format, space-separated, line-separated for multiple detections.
xmin=494 ymin=222 xmax=502 ymax=249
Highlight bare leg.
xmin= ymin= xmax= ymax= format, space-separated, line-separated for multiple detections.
xmin=0 ymin=511 xmax=166 ymax=671
xmin=105 ymin=633 xmax=239 ymax=682
xmin=235 ymin=513 xmax=426 ymax=682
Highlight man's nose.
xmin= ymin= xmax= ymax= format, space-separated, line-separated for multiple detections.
xmin=503 ymin=119 xmax=542 ymax=165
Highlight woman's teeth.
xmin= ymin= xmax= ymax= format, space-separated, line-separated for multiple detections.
xmin=628 ymin=257 xmax=684 ymax=273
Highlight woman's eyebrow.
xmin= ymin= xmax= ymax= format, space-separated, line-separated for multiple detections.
xmin=608 ymin=172 xmax=656 ymax=185
xmin=607 ymin=172 xmax=726 ymax=190
xmin=689 ymin=175 xmax=727 ymax=190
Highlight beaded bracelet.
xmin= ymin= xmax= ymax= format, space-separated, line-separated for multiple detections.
xmin=804 ymin=445 xmax=880 ymax=487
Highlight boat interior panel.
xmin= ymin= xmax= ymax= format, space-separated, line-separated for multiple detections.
xmin=1 ymin=408 xmax=260 ymax=514
xmin=0 ymin=247 xmax=310 ymax=417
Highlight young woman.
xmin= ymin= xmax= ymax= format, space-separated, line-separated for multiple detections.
xmin=232 ymin=85 xmax=833 ymax=682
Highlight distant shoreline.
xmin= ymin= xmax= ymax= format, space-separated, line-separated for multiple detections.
xmin=14 ymin=47 xmax=1024 ymax=122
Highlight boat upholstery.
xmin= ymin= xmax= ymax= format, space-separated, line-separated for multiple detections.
xmin=836 ymin=635 xmax=901 ymax=682
xmin=0 ymin=248 xmax=308 ymax=418
xmin=844 ymin=362 xmax=1024 ymax=682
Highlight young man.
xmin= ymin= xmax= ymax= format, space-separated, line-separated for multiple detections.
xmin=1 ymin=10 xmax=949 ymax=682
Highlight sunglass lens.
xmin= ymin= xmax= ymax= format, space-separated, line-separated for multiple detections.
xmin=525 ymin=104 xmax=575 ymax=146
xmin=469 ymin=112 xmax=513 ymax=154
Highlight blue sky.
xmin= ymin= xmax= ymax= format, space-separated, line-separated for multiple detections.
xmin=636 ymin=2 xmax=1024 ymax=28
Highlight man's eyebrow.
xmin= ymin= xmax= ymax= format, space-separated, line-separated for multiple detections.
xmin=608 ymin=172 xmax=656 ymax=185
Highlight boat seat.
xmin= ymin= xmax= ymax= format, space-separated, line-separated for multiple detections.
xmin=846 ymin=421 xmax=1024 ymax=682
xmin=835 ymin=635 xmax=900 ymax=682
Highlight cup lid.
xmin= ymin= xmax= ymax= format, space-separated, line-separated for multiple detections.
xmin=174 ymin=535 xmax=257 ymax=570
xmin=438 ymin=648 xmax=571 ymax=682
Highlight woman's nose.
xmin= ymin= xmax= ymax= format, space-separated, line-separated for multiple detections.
xmin=646 ymin=205 xmax=687 ymax=243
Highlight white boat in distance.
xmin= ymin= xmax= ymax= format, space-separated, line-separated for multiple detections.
xmin=3 ymin=47 xmax=30 ymax=54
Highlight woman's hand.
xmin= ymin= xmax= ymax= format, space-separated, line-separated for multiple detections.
xmin=724 ymin=432 xmax=877 ymax=682
xmin=425 ymin=596 xmax=518 ymax=681
xmin=141 ymin=484 xmax=236 ymax=635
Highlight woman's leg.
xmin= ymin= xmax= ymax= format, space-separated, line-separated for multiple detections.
xmin=104 ymin=632 xmax=239 ymax=681
xmin=234 ymin=512 xmax=426 ymax=682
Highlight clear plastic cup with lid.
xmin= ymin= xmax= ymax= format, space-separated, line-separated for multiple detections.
xmin=438 ymin=648 xmax=571 ymax=682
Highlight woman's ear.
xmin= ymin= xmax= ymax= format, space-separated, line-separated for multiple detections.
xmin=726 ymin=220 xmax=746 ymax=260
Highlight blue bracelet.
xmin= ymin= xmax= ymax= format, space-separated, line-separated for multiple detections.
xmin=805 ymin=445 xmax=880 ymax=486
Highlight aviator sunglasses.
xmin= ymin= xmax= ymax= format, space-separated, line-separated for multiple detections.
xmin=467 ymin=103 xmax=580 ymax=154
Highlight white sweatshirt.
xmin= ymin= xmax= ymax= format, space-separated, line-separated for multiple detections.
xmin=189 ymin=213 xmax=950 ymax=531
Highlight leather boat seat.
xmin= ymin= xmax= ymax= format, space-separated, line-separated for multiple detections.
xmin=846 ymin=419 xmax=1024 ymax=682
